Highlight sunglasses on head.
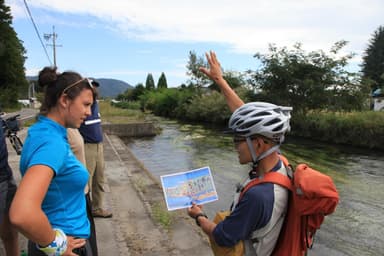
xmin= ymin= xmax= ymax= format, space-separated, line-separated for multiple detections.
xmin=63 ymin=78 xmax=94 ymax=94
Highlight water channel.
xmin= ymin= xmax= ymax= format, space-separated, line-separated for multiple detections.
xmin=123 ymin=117 xmax=384 ymax=256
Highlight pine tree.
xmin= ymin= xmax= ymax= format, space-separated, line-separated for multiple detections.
xmin=157 ymin=72 xmax=168 ymax=89
xmin=145 ymin=73 xmax=155 ymax=90
xmin=0 ymin=0 xmax=28 ymax=108
xmin=361 ymin=26 xmax=384 ymax=91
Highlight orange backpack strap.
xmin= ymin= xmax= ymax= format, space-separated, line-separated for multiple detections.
xmin=239 ymin=171 xmax=293 ymax=202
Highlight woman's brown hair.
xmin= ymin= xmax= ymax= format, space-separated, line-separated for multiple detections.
xmin=38 ymin=67 xmax=95 ymax=115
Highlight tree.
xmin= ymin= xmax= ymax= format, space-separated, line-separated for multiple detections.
xmin=0 ymin=0 xmax=28 ymax=108
xmin=208 ymin=71 xmax=245 ymax=91
xmin=157 ymin=72 xmax=168 ymax=89
xmin=247 ymin=41 xmax=366 ymax=114
xmin=145 ymin=73 xmax=155 ymax=90
xmin=186 ymin=51 xmax=211 ymax=87
xmin=116 ymin=83 xmax=145 ymax=101
xmin=361 ymin=26 xmax=384 ymax=91
xmin=187 ymin=51 xmax=247 ymax=92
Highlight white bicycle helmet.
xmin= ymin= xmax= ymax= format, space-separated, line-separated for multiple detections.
xmin=229 ymin=102 xmax=292 ymax=144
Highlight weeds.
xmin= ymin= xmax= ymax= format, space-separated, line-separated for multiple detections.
xmin=151 ymin=202 xmax=173 ymax=230
xmin=99 ymin=100 xmax=145 ymax=124
xmin=133 ymin=177 xmax=147 ymax=194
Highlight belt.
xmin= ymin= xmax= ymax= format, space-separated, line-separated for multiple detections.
xmin=72 ymin=245 xmax=87 ymax=255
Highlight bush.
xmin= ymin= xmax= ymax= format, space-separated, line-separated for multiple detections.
xmin=183 ymin=87 xmax=253 ymax=124
xmin=112 ymin=101 xmax=141 ymax=110
xmin=185 ymin=91 xmax=230 ymax=124
xmin=140 ymin=88 xmax=195 ymax=118
xmin=291 ymin=111 xmax=384 ymax=150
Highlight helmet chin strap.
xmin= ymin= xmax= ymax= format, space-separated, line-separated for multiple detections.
xmin=246 ymin=137 xmax=280 ymax=169
xmin=246 ymin=137 xmax=258 ymax=168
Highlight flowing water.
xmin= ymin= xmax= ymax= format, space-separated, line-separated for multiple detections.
xmin=122 ymin=118 xmax=384 ymax=256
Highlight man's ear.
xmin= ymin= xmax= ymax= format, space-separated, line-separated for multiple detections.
xmin=257 ymin=137 xmax=270 ymax=150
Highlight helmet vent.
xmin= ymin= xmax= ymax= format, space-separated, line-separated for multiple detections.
xmin=240 ymin=110 xmax=253 ymax=116
xmin=256 ymin=111 xmax=272 ymax=117
xmin=272 ymin=124 xmax=284 ymax=132
xmin=243 ymin=119 xmax=261 ymax=128
xmin=264 ymin=118 xmax=280 ymax=126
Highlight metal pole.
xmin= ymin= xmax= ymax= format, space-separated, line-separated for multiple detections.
xmin=44 ymin=26 xmax=61 ymax=68
xmin=52 ymin=26 xmax=57 ymax=68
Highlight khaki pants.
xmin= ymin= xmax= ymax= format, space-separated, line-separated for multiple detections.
xmin=84 ymin=143 xmax=106 ymax=210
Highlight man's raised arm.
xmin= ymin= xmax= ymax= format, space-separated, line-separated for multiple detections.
xmin=199 ymin=51 xmax=244 ymax=112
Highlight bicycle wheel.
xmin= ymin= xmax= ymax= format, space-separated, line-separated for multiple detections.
xmin=10 ymin=135 xmax=23 ymax=155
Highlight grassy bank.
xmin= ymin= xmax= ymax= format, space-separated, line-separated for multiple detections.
xmin=105 ymin=98 xmax=384 ymax=150
xmin=291 ymin=111 xmax=384 ymax=150
xmin=99 ymin=100 xmax=145 ymax=124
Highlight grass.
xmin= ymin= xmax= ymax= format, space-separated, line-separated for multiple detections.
xmin=99 ymin=100 xmax=145 ymax=124
xmin=133 ymin=177 xmax=147 ymax=194
xmin=1 ymin=106 xmax=22 ymax=113
xmin=291 ymin=110 xmax=384 ymax=150
xmin=151 ymin=202 xmax=173 ymax=230
xmin=12 ymin=100 xmax=145 ymax=127
xmin=22 ymin=118 xmax=37 ymax=127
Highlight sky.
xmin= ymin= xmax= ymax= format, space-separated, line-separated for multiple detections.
xmin=5 ymin=0 xmax=384 ymax=88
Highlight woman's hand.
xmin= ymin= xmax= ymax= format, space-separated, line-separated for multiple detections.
xmin=63 ymin=236 xmax=86 ymax=256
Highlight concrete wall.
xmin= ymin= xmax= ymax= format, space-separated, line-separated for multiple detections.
xmin=102 ymin=122 xmax=157 ymax=137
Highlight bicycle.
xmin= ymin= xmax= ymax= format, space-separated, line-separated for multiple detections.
xmin=1 ymin=114 xmax=23 ymax=155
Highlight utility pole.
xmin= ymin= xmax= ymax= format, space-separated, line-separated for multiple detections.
xmin=44 ymin=26 xmax=62 ymax=68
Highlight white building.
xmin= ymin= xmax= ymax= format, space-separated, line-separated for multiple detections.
xmin=373 ymin=97 xmax=384 ymax=111
xmin=372 ymin=88 xmax=384 ymax=111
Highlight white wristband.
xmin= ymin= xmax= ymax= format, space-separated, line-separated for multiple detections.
xmin=37 ymin=228 xmax=67 ymax=256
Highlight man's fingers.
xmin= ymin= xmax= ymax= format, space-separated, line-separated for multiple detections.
xmin=205 ymin=52 xmax=211 ymax=63
xmin=199 ymin=67 xmax=208 ymax=74
xmin=210 ymin=51 xmax=218 ymax=64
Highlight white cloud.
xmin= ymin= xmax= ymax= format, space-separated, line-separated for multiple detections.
xmin=7 ymin=0 xmax=383 ymax=82
xmin=24 ymin=67 xmax=41 ymax=77
xmin=9 ymin=0 xmax=383 ymax=57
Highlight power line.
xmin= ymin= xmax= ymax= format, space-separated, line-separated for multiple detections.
xmin=22 ymin=0 xmax=52 ymax=66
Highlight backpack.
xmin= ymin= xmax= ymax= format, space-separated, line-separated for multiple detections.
xmin=238 ymin=155 xmax=339 ymax=256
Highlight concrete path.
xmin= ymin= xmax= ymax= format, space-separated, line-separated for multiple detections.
xmin=1 ymin=125 xmax=213 ymax=255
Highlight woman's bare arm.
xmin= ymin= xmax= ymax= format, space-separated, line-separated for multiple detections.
xmin=9 ymin=165 xmax=56 ymax=245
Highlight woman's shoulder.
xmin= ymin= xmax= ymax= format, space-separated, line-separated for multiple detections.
xmin=26 ymin=126 xmax=67 ymax=152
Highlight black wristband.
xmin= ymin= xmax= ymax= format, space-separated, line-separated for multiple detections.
xmin=195 ymin=213 xmax=208 ymax=226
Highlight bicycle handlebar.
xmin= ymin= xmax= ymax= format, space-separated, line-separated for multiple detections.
xmin=5 ymin=114 xmax=20 ymax=121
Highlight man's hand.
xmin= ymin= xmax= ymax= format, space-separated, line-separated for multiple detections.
xmin=187 ymin=203 xmax=203 ymax=218
xmin=199 ymin=51 xmax=224 ymax=83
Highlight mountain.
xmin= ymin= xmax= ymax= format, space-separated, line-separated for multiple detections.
xmin=95 ymin=78 xmax=133 ymax=98
xmin=27 ymin=76 xmax=133 ymax=98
